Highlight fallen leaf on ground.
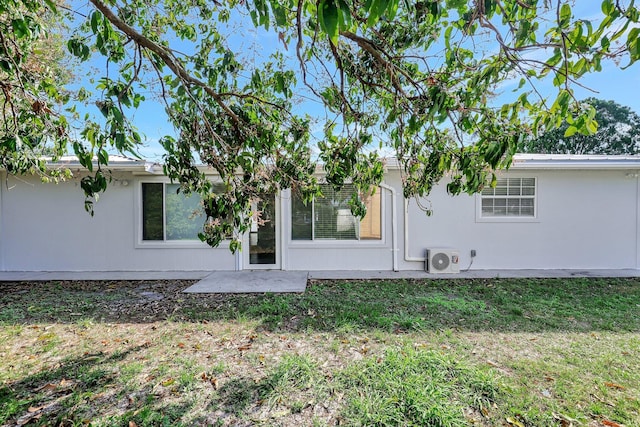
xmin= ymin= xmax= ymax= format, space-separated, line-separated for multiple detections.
xmin=602 ymin=420 xmax=623 ymax=427
xmin=591 ymin=393 xmax=615 ymax=407
xmin=59 ymin=379 xmax=74 ymax=388
xmin=34 ymin=383 xmax=57 ymax=392
xmin=553 ymin=412 xmax=578 ymax=426
xmin=604 ymin=382 xmax=625 ymax=390
xmin=505 ymin=417 xmax=525 ymax=427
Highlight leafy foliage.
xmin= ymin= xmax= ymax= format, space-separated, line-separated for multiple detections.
xmin=519 ymin=98 xmax=640 ymax=154
xmin=2 ymin=0 xmax=640 ymax=248
xmin=0 ymin=0 xmax=71 ymax=180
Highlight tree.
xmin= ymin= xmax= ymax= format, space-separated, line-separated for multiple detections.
xmin=0 ymin=0 xmax=72 ymax=181
xmin=519 ymin=98 xmax=640 ymax=154
xmin=2 ymin=0 xmax=640 ymax=250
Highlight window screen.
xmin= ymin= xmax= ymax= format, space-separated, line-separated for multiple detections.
xmin=291 ymin=185 xmax=381 ymax=240
xmin=481 ymin=178 xmax=535 ymax=217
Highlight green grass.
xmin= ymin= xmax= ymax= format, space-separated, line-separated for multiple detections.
xmin=1 ymin=277 xmax=639 ymax=426
xmin=339 ymin=346 xmax=498 ymax=426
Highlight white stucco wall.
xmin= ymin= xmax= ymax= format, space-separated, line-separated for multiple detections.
xmin=0 ymin=174 xmax=235 ymax=272
xmin=398 ymin=169 xmax=639 ymax=270
xmin=1 ymin=165 xmax=638 ymax=272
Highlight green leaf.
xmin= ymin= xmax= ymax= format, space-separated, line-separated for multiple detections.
xmin=366 ymin=0 xmax=388 ymax=27
xmin=625 ymin=27 xmax=640 ymax=67
xmin=564 ymin=125 xmax=579 ymax=137
xmin=337 ymin=0 xmax=352 ymax=30
xmin=601 ymin=0 xmax=615 ymax=16
xmin=91 ymin=11 xmax=100 ymax=34
xmin=386 ymin=0 xmax=399 ymax=20
xmin=271 ymin=2 xmax=287 ymax=26
xmin=98 ymin=149 xmax=109 ymax=165
xmin=43 ymin=0 xmax=58 ymax=13
xmin=275 ymin=72 xmax=286 ymax=94
xmin=11 ymin=19 xmax=30 ymax=39
xmin=0 ymin=59 xmax=12 ymax=72
xmin=318 ymin=0 xmax=340 ymax=44
xmin=559 ymin=3 xmax=571 ymax=27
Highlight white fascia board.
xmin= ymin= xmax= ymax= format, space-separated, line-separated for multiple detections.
xmin=384 ymin=156 xmax=640 ymax=170
xmin=510 ymin=159 xmax=640 ymax=170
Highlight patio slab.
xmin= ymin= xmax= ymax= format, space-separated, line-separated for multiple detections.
xmin=183 ymin=270 xmax=309 ymax=293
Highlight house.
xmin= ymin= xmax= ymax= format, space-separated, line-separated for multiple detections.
xmin=1 ymin=154 xmax=639 ymax=273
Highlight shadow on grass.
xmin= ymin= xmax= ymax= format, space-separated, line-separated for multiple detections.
xmin=0 ymin=342 xmax=229 ymax=427
xmin=1 ymin=277 xmax=639 ymax=332
xmin=0 ymin=344 xmax=147 ymax=426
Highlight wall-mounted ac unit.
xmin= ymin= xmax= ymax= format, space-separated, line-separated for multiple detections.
xmin=425 ymin=248 xmax=460 ymax=274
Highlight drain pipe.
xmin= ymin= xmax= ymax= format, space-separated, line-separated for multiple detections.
xmin=404 ymin=199 xmax=426 ymax=262
xmin=379 ymin=183 xmax=398 ymax=271
xmin=235 ymin=245 xmax=243 ymax=271
xmin=280 ymin=191 xmax=287 ymax=270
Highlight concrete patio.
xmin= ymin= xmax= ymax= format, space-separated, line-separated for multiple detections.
xmin=0 ymin=269 xmax=639 ymax=293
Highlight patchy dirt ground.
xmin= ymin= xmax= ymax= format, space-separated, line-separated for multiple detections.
xmin=1 ymin=279 xmax=204 ymax=322
xmin=1 ymin=279 xmax=639 ymax=427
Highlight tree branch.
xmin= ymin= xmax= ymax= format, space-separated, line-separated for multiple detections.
xmin=89 ymin=0 xmax=242 ymax=127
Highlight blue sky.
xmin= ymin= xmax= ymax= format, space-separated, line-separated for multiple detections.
xmin=72 ymin=1 xmax=640 ymax=160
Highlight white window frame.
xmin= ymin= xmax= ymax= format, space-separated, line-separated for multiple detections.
xmin=289 ymin=185 xmax=387 ymax=247
xmin=136 ymin=180 xmax=229 ymax=249
xmin=476 ymin=176 xmax=539 ymax=223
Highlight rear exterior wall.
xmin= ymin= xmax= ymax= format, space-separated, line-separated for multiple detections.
xmin=0 ymin=173 xmax=234 ymax=272
xmin=397 ymin=168 xmax=639 ymax=270
xmin=0 ymin=168 xmax=638 ymax=272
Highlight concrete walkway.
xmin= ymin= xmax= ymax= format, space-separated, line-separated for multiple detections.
xmin=0 ymin=269 xmax=638 ymax=293
xmin=308 ymin=269 xmax=640 ymax=280
xmin=0 ymin=271 xmax=211 ymax=281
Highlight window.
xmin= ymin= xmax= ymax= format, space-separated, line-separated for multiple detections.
xmin=142 ymin=183 xmax=205 ymax=241
xmin=480 ymin=177 xmax=536 ymax=218
xmin=291 ymin=184 xmax=382 ymax=240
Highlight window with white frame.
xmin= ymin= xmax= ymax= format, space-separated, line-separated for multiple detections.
xmin=291 ymin=184 xmax=381 ymax=240
xmin=480 ymin=177 xmax=536 ymax=218
xmin=141 ymin=183 xmax=205 ymax=241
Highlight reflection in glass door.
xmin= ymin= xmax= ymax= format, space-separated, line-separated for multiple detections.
xmin=249 ymin=195 xmax=277 ymax=266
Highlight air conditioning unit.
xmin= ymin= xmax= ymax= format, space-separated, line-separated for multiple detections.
xmin=425 ymin=248 xmax=460 ymax=274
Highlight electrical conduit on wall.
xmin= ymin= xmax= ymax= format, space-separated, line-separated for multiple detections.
xmin=404 ymin=198 xmax=426 ymax=262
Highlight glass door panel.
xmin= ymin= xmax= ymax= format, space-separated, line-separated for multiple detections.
xmin=249 ymin=195 xmax=278 ymax=266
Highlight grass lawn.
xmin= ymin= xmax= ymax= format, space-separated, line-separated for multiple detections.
xmin=1 ymin=277 xmax=639 ymax=426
